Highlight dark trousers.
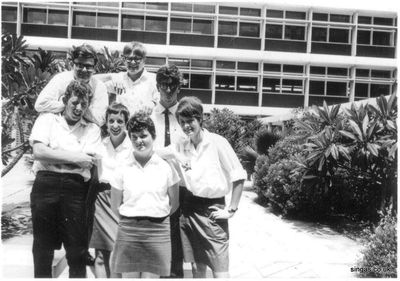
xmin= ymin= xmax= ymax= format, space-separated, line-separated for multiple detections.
xmin=30 ymin=171 xmax=89 ymax=278
xmin=170 ymin=208 xmax=184 ymax=278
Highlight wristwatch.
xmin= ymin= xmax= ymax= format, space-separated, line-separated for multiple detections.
xmin=228 ymin=207 xmax=238 ymax=214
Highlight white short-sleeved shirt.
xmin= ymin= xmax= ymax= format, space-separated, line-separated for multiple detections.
xmin=34 ymin=71 xmax=109 ymax=126
xmin=105 ymin=70 xmax=159 ymax=114
xmin=29 ymin=113 xmax=102 ymax=181
xmin=111 ymin=153 xmax=180 ymax=218
xmin=98 ymin=134 xmax=134 ymax=184
xmin=176 ymin=129 xmax=247 ymax=198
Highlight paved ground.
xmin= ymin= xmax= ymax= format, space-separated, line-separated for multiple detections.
xmin=1 ymin=155 xmax=363 ymax=278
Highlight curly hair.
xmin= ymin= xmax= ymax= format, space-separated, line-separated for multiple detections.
xmin=123 ymin=41 xmax=147 ymax=58
xmin=175 ymin=96 xmax=203 ymax=126
xmin=106 ymin=102 xmax=130 ymax=124
xmin=127 ymin=112 xmax=156 ymax=139
xmin=156 ymin=64 xmax=183 ymax=87
xmin=70 ymin=43 xmax=98 ymax=65
xmin=62 ymin=80 xmax=92 ymax=105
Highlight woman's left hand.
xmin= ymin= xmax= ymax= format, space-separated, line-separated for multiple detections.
xmin=209 ymin=206 xmax=233 ymax=220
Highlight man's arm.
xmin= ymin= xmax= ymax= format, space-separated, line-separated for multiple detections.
xmin=35 ymin=72 xmax=69 ymax=113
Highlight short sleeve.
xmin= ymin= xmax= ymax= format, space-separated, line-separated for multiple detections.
xmin=215 ymin=136 xmax=247 ymax=182
xmin=82 ymin=124 xmax=102 ymax=154
xmin=166 ymin=160 xmax=180 ymax=188
xmin=109 ymin=168 xmax=124 ymax=190
xmin=29 ymin=113 xmax=53 ymax=146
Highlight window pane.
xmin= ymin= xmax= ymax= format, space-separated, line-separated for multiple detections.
xmin=217 ymin=61 xmax=235 ymax=70
xmin=373 ymin=31 xmax=391 ymax=46
xmin=327 ymin=81 xmax=347 ymax=96
xmin=216 ymin=76 xmax=235 ymax=90
xmin=239 ymin=22 xmax=259 ymax=37
xmin=97 ymin=13 xmax=118 ymax=28
xmin=146 ymin=3 xmax=168 ymax=10
xmin=237 ymin=77 xmax=257 ymax=91
xmin=171 ymin=3 xmax=192 ymax=12
xmin=219 ymin=21 xmax=237 ymax=36
xmin=122 ymin=15 xmax=144 ymax=30
xmin=357 ymin=30 xmax=371 ymax=44
xmin=2 ymin=7 xmax=17 ymax=22
xmin=191 ymin=59 xmax=213 ymax=69
xmin=267 ymin=9 xmax=283 ymax=18
xmin=99 ymin=2 xmax=119 ymax=7
xmin=74 ymin=11 xmax=96 ymax=27
xmin=146 ymin=57 xmax=166 ymax=66
xmin=283 ymin=65 xmax=304 ymax=73
xmin=263 ymin=78 xmax=280 ymax=93
xmin=264 ymin=63 xmax=281 ymax=72
xmin=240 ymin=8 xmax=260 ymax=17
xmin=310 ymin=66 xmax=326 ymax=75
xmin=356 ymin=69 xmax=370 ymax=77
xmin=286 ymin=11 xmax=306 ymax=20
xmin=193 ymin=19 xmax=213 ymax=34
xmin=328 ymin=67 xmax=348 ymax=76
xmin=285 ymin=25 xmax=305 ymax=40
xmin=48 ymin=10 xmax=68 ymax=25
xmin=25 ymin=8 xmax=46 ymax=24
xmin=312 ymin=27 xmax=327 ymax=41
xmin=330 ymin=14 xmax=350 ymax=23
xmin=171 ymin=18 xmax=191 ymax=33
xmin=219 ymin=6 xmax=238 ymax=15
xmin=266 ymin=24 xmax=282 ymax=39
xmin=329 ymin=28 xmax=349 ymax=43
xmin=181 ymin=73 xmax=189 ymax=88
xmin=358 ymin=16 xmax=372 ymax=24
xmin=371 ymin=70 xmax=391 ymax=78
xmin=370 ymin=84 xmax=390 ymax=97
xmin=355 ymin=83 xmax=369 ymax=97
xmin=282 ymin=79 xmax=303 ymax=94
xmin=190 ymin=74 xmax=211 ymax=89
xmin=238 ymin=62 xmax=258 ymax=71
xmin=123 ymin=3 xmax=145 ymax=9
xmin=146 ymin=16 xmax=167 ymax=31
xmin=313 ymin=13 xmax=328 ymax=21
xmin=194 ymin=4 xmax=215 ymax=14
xmin=169 ymin=58 xmax=190 ymax=68
xmin=374 ymin=17 xmax=393 ymax=26
xmin=309 ymin=81 xmax=325 ymax=95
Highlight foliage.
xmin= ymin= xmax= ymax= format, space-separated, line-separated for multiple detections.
xmin=95 ymin=46 xmax=126 ymax=74
xmin=357 ymin=209 xmax=397 ymax=278
xmin=254 ymin=129 xmax=281 ymax=155
xmin=253 ymin=155 xmax=270 ymax=196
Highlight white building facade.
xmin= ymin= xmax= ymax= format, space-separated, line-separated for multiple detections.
xmin=1 ymin=1 xmax=397 ymax=116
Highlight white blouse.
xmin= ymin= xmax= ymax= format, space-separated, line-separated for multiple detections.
xmin=111 ymin=153 xmax=180 ymax=218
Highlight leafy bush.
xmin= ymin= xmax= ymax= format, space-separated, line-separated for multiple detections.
xmin=253 ymin=155 xmax=269 ymax=196
xmin=255 ymin=129 xmax=281 ymax=155
xmin=267 ymin=137 xmax=303 ymax=165
xmin=357 ymin=210 xmax=397 ymax=278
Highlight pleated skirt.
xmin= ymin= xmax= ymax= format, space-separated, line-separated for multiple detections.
xmin=111 ymin=216 xmax=171 ymax=276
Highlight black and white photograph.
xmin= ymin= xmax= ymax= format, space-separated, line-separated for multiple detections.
xmin=1 ymin=0 xmax=398 ymax=278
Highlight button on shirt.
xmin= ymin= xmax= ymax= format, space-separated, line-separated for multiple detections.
xmin=29 ymin=113 xmax=102 ymax=182
xmin=176 ymin=129 xmax=247 ymax=198
xmin=98 ymin=134 xmax=134 ymax=184
xmin=34 ymin=71 xmax=108 ymax=126
xmin=105 ymin=70 xmax=159 ymax=114
xmin=151 ymin=103 xmax=186 ymax=150
xmin=111 ymin=153 xmax=180 ymax=218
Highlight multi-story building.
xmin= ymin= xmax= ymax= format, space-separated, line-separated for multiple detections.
xmin=1 ymin=1 xmax=397 ymax=117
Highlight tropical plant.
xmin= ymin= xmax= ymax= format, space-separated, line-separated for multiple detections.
xmin=95 ymin=46 xmax=126 ymax=74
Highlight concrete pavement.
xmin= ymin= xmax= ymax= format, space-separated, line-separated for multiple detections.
xmin=1 ymin=155 xmax=362 ymax=278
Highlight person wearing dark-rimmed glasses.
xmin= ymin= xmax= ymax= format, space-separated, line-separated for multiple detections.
xmin=35 ymin=43 xmax=108 ymax=127
xmin=96 ymin=41 xmax=159 ymax=116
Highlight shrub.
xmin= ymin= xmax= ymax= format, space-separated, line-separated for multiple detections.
xmin=253 ymin=155 xmax=269 ymax=196
xmin=255 ymin=129 xmax=281 ymax=155
xmin=267 ymin=137 xmax=303 ymax=165
xmin=357 ymin=210 xmax=397 ymax=278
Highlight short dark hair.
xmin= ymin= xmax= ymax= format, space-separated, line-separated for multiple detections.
xmin=156 ymin=64 xmax=183 ymax=87
xmin=123 ymin=41 xmax=146 ymax=58
xmin=62 ymin=81 xmax=91 ymax=105
xmin=176 ymin=96 xmax=203 ymax=125
xmin=71 ymin=43 xmax=98 ymax=65
xmin=106 ymin=102 xmax=130 ymax=124
xmin=127 ymin=112 xmax=156 ymax=139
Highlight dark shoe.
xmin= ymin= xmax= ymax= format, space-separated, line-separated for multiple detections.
xmin=85 ymin=251 xmax=95 ymax=266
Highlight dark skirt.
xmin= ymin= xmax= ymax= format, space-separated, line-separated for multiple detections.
xmin=180 ymin=188 xmax=229 ymax=272
xmin=111 ymin=216 xmax=171 ymax=276
xmin=89 ymin=190 xmax=119 ymax=251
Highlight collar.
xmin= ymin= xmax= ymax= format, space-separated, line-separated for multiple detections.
xmin=154 ymin=102 xmax=178 ymax=115
xmin=102 ymin=132 xmax=131 ymax=151
xmin=125 ymin=69 xmax=148 ymax=85
xmin=132 ymin=152 xmax=162 ymax=169
xmin=183 ymin=128 xmax=212 ymax=152
xmin=56 ymin=113 xmax=89 ymax=131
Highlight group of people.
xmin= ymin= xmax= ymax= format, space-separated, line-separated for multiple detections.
xmin=29 ymin=41 xmax=247 ymax=278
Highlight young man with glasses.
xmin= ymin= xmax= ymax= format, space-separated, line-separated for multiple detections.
xmin=96 ymin=41 xmax=159 ymax=115
xmin=35 ymin=44 xmax=108 ymax=126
